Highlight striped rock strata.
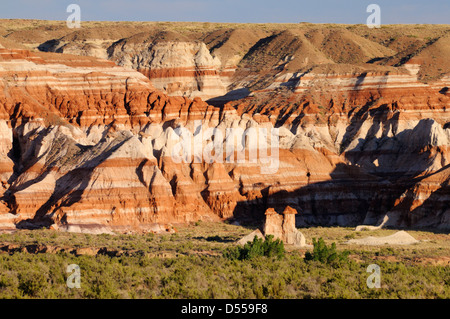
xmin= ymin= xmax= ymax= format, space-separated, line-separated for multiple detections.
xmin=0 ymin=48 xmax=227 ymax=232
xmin=226 ymin=63 xmax=450 ymax=229
xmin=18 ymin=23 xmax=449 ymax=105
xmin=0 ymin=43 xmax=449 ymax=232
xmin=108 ymin=39 xmax=228 ymax=100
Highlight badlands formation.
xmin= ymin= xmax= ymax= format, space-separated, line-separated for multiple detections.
xmin=0 ymin=20 xmax=449 ymax=233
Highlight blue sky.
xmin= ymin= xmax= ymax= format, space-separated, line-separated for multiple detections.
xmin=0 ymin=0 xmax=449 ymax=24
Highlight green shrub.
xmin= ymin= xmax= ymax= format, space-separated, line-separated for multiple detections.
xmin=224 ymin=235 xmax=285 ymax=261
xmin=304 ymin=237 xmax=349 ymax=264
xmin=18 ymin=271 xmax=47 ymax=297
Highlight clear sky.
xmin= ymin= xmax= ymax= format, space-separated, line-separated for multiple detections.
xmin=0 ymin=0 xmax=449 ymax=24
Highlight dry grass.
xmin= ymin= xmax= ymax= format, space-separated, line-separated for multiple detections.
xmin=1 ymin=221 xmax=449 ymax=261
xmin=1 ymin=19 xmax=448 ymax=84
xmin=0 ymin=222 xmax=449 ymax=299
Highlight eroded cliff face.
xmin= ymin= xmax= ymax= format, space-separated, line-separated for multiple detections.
xmin=22 ymin=22 xmax=449 ymax=102
xmin=108 ymin=36 xmax=228 ymax=100
xmin=0 ymin=47 xmax=270 ymax=232
xmin=36 ymin=29 xmax=233 ymax=101
xmin=0 ymin=22 xmax=449 ymax=233
xmin=227 ymin=67 xmax=450 ymax=229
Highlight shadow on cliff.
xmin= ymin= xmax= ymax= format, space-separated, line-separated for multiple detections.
xmin=409 ymin=173 xmax=450 ymax=231
xmin=382 ymin=163 xmax=450 ymax=230
xmin=37 ymin=39 xmax=60 ymax=52
xmin=6 ymin=123 xmax=117 ymax=194
xmin=1 ymin=126 xmax=58 ymax=206
xmin=206 ymin=88 xmax=250 ymax=107
xmin=231 ymin=162 xmax=408 ymax=228
xmin=15 ymin=135 xmax=132 ymax=229
xmin=230 ymin=162 xmax=442 ymax=230
xmin=339 ymin=98 xmax=390 ymax=154
xmin=231 ymin=114 xmax=445 ymax=230
xmin=344 ymin=117 xmax=441 ymax=180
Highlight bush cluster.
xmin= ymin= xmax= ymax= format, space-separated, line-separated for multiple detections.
xmin=224 ymin=235 xmax=285 ymax=260
xmin=304 ymin=237 xmax=349 ymax=264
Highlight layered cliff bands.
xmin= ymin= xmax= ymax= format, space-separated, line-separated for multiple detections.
xmin=0 ymin=21 xmax=449 ymax=233
xmin=13 ymin=22 xmax=448 ymax=102
xmin=0 ymin=48 xmax=229 ymax=232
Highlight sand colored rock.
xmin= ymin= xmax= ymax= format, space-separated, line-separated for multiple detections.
xmin=344 ymin=231 xmax=420 ymax=246
xmin=6 ymin=21 xmax=449 ymax=102
xmin=109 ymin=40 xmax=228 ymax=100
xmin=236 ymin=229 xmax=264 ymax=245
xmin=281 ymin=206 xmax=306 ymax=246
xmin=0 ymin=203 xmax=16 ymax=232
xmin=264 ymin=207 xmax=306 ymax=247
xmin=263 ymin=208 xmax=284 ymax=240
xmin=239 ymin=206 xmax=307 ymax=247
xmin=0 ymin=48 xmax=225 ymax=232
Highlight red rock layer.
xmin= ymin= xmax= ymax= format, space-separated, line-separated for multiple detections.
xmin=0 ymin=45 xmax=448 ymax=232
xmin=0 ymin=48 xmax=228 ymax=232
xmin=107 ymin=40 xmax=228 ymax=100
xmin=225 ymin=68 xmax=449 ymax=228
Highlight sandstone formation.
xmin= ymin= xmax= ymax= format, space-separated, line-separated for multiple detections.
xmin=0 ymin=47 xmax=226 ymax=232
xmin=12 ymin=22 xmax=448 ymax=103
xmin=0 ymin=21 xmax=449 ymax=233
xmin=263 ymin=207 xmax=306 ymax=246
xmin=344 ymin=231 xmax=420 ymax=246
xmin=108 ymin=36 xmax=228 ymax=100
xmin=236 ymin=229 xmax=264 ymax=246
xmin=237 ymin=206 xmax=307 ymax=247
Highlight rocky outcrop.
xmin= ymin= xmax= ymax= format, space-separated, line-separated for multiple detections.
xmin=19 ymin=22 xmax=448 ymax=103
xmin=263 ymin=207 xmax=306 ymax=246
xmin=238 ymin=206 xmax=307 ymax=247
xmin=344 ymin=231 xmax=420 ymax=246
xmin=108 ymin=37 xmax=228 ymax=100
xmin=0 ymin=22 xmax=449 ymax=232
xmin=236 ymin=229 xmax=264 ymax=245
xmin=0 ymin=48 xmax=227 ymax=232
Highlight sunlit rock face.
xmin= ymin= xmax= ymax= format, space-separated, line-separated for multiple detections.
xmin=0 ymin=23 xmax=449 ymax=232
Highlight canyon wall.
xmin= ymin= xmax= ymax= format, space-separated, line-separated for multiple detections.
xmin=0 ymin=22 xmax=449 ymax=232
